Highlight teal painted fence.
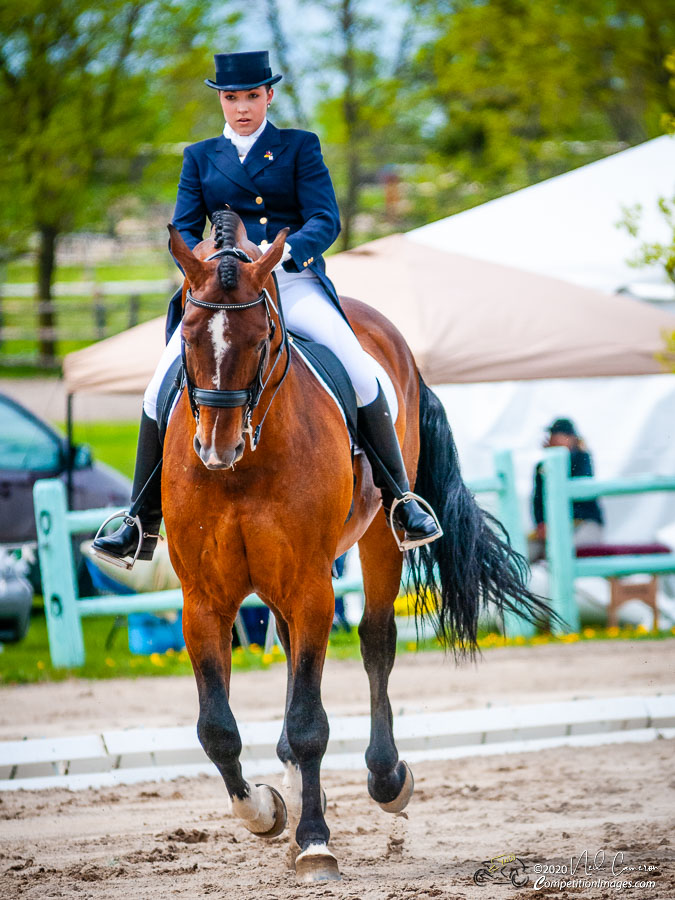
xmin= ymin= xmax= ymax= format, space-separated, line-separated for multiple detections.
xmin=34 ymin=448 xmax=533 ymax=668
xmin=542 ymin=447 xmax=675 ymax=633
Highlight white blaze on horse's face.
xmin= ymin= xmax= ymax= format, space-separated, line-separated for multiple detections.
xmin=195 ymin=312 xmax=246 ymax=469
xmin=208 ymin=311 xmax=231 ymax=389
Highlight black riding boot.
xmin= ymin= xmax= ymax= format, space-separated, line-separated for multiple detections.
xmin=93 ymin=412 xmax=163 ymax=567
xmin=357 ymin=385 xmax=442 ymax=550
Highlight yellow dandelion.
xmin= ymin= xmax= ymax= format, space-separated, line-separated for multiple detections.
xmin=583 ymin=628 xmax=595 ymax=638
xmin=272 ymin=644 xmax=281 ymax=656
xmin=635 ymin=624 xmax=648 ymax=634
xmin=262 ymin=653 xmax=273 ymax=664
xmin=406 ymin=642 xmax=416 ymax=652
xmin=150 ymin=652 xmax=165 ymax=666
xmin=105 ymin=657 xmax=116 ymax=668
xmin=36 ymin=660 xmax=45 ymax=670
xmin=249 ymin=643 xmax=262 ymax=654
xmin=607 ymin=626 xmax=620 ymax=637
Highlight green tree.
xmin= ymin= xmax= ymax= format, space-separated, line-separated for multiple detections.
xmin=0 ymin=0 xmax=238 ymax=363
xmin=310 ymin=1 xmax=421 ymax=248
xmin=412 ymin=0 xmax=675 ymax=206
xmin=619 ymin=192 xmax=675 ymax=372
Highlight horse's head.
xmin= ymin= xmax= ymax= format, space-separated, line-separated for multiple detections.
xmin=168 ymin=215 xmax=289 ymax=470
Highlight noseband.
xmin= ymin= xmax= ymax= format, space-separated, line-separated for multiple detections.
xmin=181 ymin=247 xmax=291 ymax=451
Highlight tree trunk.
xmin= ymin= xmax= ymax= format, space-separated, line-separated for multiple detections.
xmin=36 ymin=225 xmax=58 ymax=365
xmin=264 ymin=0 xmax=307 ymax=127
xmin=340 ymin=0 xmax=359 ymax=251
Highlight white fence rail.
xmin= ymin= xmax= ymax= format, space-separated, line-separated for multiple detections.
xmin=1 ymin=694 xmax=673 ymax=792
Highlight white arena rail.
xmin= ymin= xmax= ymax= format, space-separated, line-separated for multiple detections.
xmin=1 ymin=694 xmax=673 ymax=792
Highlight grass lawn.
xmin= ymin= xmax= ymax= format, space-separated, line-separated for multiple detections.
xmin=65 ymin=420 xmax=140 ymax=480
xmin=0 ymin=610 xmax=364 ymax=684
xmin=1 ymin=608 xmax=672 ymax=685
xmin=5 ymin=255 xmax=171 ymax=284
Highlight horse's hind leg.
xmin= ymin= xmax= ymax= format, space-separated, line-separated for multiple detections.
xmin=182 ymin=596 xmax=287 ymax=838
xmin=358 ymin=515 xmax=414 ymax=812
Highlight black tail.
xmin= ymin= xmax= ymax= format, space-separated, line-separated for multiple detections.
xmin=408 ymin=374 xmax=553 ymax=654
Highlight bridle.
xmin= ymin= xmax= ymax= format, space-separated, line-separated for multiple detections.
xmin=181 ymin=247 xmax=291 ymax=451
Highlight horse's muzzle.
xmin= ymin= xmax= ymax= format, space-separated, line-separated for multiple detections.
xmin=193 ymin=434 xmax=246 ymax=470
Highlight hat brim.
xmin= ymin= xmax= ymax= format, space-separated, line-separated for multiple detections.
xmin=205 ymin=74 xmax=282 ymax=91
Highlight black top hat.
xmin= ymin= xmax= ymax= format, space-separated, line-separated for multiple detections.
xmin=547 ymin=417 xmax=577 ymax=436
xmin=205 ymin=51 xmax=282 ymax=91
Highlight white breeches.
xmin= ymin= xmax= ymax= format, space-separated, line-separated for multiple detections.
xmin=143 ymin=269 xmax=398 ymax=422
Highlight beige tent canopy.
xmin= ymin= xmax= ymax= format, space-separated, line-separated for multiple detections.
xmin=63 ymin=233 xmax=675 ymax=393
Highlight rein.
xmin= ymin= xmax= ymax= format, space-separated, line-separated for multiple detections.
xmin=181 ymin=247 xmax=291 ymax=451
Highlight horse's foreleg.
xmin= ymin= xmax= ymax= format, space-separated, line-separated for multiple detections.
xmin=271 ymin=614 xmax=303 ymax=863
xmin=284 ymin=585 xmax=340 ymax=882
xmin=358 ymin=515 xmax=414 ymax=813
xmin=183 ymin=600 xmax=287 ymax=838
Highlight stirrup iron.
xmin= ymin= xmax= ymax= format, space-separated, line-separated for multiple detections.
xmin=92 ymin=511 xmax=161 ymax=571
xmin=389 ymin=492 xmax=444 ymax=552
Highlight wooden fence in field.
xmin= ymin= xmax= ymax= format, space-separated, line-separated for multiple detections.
xmin=0 ymin=280 xmax=175 ymax=367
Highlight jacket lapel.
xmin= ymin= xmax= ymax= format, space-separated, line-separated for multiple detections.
xmin=206 ymin=135 xmax=260 ymax=194
xmin=243 ymin=122 xmax=287 ymax=179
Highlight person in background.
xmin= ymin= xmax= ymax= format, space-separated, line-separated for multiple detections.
xmin=530 ymin=417 xmax=604 ymax=560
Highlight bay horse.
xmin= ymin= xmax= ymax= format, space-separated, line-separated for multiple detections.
xmin=163 ymin=211 xmax=549 ymax=883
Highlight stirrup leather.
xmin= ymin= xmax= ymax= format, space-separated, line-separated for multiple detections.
xmin=389 ymin=492 xmax=444 ymax=552
xmin=92 ymin=510 xmax=162 ymax=571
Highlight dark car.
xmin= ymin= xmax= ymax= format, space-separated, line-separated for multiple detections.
xmin=0 ymin=391 xmax=131 ymax=546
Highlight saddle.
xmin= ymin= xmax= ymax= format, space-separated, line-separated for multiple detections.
xmin=155 ymin=336 xmax=358 ymax=446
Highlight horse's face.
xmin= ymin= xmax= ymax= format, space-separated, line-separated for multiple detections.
xmin=169 ymin=223 xmax=289 ymax=470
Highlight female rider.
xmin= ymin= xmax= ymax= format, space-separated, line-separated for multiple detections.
xmin=94 ymin=51 xmax=441 ymax=567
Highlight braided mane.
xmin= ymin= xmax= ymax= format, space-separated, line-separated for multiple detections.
xmin=212 ymin=209 xmax=240 ymax=290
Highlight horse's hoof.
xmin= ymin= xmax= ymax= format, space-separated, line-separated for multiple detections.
xmin=244 ymin=784 xmax=287 ymax=838
xmin=377 ymin=761 xmax=414 ymax=814
xmin=295 ymin=844 xmax=341 ymax=883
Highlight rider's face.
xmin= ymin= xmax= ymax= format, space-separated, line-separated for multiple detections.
xmin=219 ymin=87 xmax=272 ymax=136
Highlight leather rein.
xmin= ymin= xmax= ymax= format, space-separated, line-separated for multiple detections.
xmin=181 ymin=247 xmax=291 ymax=451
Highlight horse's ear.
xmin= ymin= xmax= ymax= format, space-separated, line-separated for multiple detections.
xmin=252 ymin=228 xmax=291 ymax=287
xmin=168 ymin=225 xmax=207 ymax=288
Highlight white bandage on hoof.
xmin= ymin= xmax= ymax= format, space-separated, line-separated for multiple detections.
xmin=230 ymin=783 xmax=287 ymax=838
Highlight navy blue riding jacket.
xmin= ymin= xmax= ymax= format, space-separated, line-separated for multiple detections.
xmin=169 ymin=122 xmax=342 ymax=334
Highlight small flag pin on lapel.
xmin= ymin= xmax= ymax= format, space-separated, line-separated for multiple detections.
xmin=264 ymin=150 xmax=274 ymax=160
